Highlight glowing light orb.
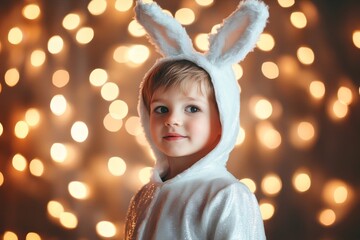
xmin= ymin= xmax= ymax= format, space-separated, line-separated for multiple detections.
xmin=96 ymin=221 xmax=117 ymax=238
xmin=71 ymin=121 xmax=89 ymax=143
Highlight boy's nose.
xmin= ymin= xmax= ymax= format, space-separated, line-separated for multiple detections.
xmin=164 ymin=112 xmax=182 ymax=127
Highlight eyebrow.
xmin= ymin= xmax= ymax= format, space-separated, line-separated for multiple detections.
xmin=151 ymin=96 xmax=207 ymax=104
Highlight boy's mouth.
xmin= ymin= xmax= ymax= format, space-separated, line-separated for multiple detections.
xmin=163 ymin=133 xmax=187 ymax=141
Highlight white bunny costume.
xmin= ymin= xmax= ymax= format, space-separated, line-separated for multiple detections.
xmin=125 ymin=0 xmax=269 ymax=239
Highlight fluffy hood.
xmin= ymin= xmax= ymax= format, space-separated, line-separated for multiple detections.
xmin=135 ymin=0 xmax=268 ymax=180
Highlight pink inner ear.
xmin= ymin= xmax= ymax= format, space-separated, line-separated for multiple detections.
xmin=146 ymin=17 xmax=181 ymax=55
xmin=221 ymin=15 xmax=250 ymax=56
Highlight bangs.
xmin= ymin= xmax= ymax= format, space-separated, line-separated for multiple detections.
xmin=142 ymin=60 xmax=214 ymax=111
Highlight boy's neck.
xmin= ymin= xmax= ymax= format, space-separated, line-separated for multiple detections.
xmin=164 ymin=155 xmax=200 ymax=181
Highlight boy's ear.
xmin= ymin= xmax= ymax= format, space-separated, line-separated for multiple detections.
xmin=206 ymin=0 xmax=269 ymax=65
xmin=135 ymin=0 xmax=195 ymax=57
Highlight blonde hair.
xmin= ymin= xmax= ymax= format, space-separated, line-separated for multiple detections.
xmin=142 ymin=60 xmax=214 ymax=111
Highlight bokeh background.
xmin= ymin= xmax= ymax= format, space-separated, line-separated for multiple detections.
xmin=1 ymin=0 xmax=360 ymax=239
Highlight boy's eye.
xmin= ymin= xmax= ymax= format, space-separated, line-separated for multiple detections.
xmin=185 ymin=106 xmax=200 ymax=113
xmin=154 ymin=106 xmax=168 ymax=114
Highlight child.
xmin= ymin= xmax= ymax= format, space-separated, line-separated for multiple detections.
xmin=125 ymin=0 xmax=269 ymax=239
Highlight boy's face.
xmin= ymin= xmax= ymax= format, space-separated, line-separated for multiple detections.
xmin=149 ymin=81 xmax=221 ymax=163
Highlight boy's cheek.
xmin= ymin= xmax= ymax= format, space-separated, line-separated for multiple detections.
xmin=188 ymin=121 xmax=210 ymax=134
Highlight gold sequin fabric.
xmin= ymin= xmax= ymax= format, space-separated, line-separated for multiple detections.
xmin=125 ymin=183 xmax=159 ymax=240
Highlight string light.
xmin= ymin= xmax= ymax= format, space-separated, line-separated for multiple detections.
xmin=138 ymin=167 xmax=152 ymax=184
xmin=128 ymin=20 xmax=146 ymax=37
xmin=14 ymin=121 xmax=29 ymax=139
xmin=50 ymin=95 xmax=67 ymax=116
xmin=50 ymin=143 xmax=68 ymax=163
xmin=103 ymin=113 xmax=123 ymax=132
xmin=113 ymin=46 xmax=130 ymax=63
xmin=125 ymin=116 xmax=142 ymax=136
xmin=3 ymin=231 xmax=18 ymax=240
xmin=48 ymin=35 xmax=64 ymax=54
xmin=261 ymin=61 xmax=279 ymax=79
xmin=89 ymin=68 xmax=108 ymax=87
xmin=195 ymin=0 xmax=214 ymax=7
xmin=256 ymin=122 xmax=282 ymax=149
xmin=290 ymin=11 xmax=307 ymax=29
xmin=277 ymin=0 xmax=295 ymax=8
xmin=29 ymin=158 xmax=45 ymax=177
xmin=25 ymin=232 xmax=41 ymax=240
xmin=88 ymin=0 xmax=107 ymax=16
xmin=254 ymin=98 xmax=273 ymax=120
xmin=261 ymin=173 xmax=282 ymax=196
xmin=318 ymin=208 xmax=336 ymax=226
xmin=175 ymin=8 xmax=195 ymax=25
xmin=115 ymin=0 xmax=134 ymax=12
xmin=322 ymin=179 xmax=351 ymax=206
xmin=127 ymin=44 xmax=150 ymax=64
xmin=63 ymin=13 xmax=81 ymax=30
xmin=59 ymin=211 xmax=78 ymax=229
xmin=292 ymin=168 xmax=311 ymax=192
xmin=259 ymin=200 xmax=275 ymax=220
xmin=101 ymin=82 xmax=119 ymax=101
xmin=22 ymin=4 xmax=41 ymax=20
xmin=68 ymin=181 xmax=90 ymax=200
xmin=52 ymin=69 xmax=70 ymax=88
xmin=309 ymin=80 xmax=325 ymax=99
xmin=76 ymin=27 xmax=94 ymax=44
xmin=8 ymin=27 xmax=23 ymax=45
xmin=108 ymin=157 xmax=127 ymax=176
xmin=290 ymin=120 xmax=317 ymax=149
xmin=328 ymin=99 xmax=348 ymax=120
xmin=71 ymin=121 xmax=89 ymax=143
xmin=0 ymin=172 xmax=4 ymax=187
xmin=109 ymin=100 xmax=129 ymax=120
xmin=4 ymin=68 xmax=20 ymax=87
xmin=297 ymin=46 xmax=315 ymax=65
xmin=96 ymin=221 xmax=117 ymax=238
xmin=257 ymin=33 xmax=275 ymax=51
xmin=337 ymin=86 xmax=353 ymax=105
xmin=194 ymin=33 xmax=210 ymax=51
xmin=12 ymin=154 xmax=28 ymax=172
xmin=30 ymin=49 xmax=46 ymax=67
xmin=47 ymin=200 xmax=65 ymax=219
xmin=25 ymin=108 xmax=41 ymax=127
xmin=353 ymin=30 xmax=360 ymax=48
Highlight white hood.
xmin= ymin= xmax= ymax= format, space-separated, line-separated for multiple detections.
xmin=135 ymin=0 xmax=269 ymax=180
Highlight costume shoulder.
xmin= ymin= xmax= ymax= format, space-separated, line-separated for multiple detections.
xmin=125 ymin=183 xmax=159 ymax=239
xmin=204 ymin=181 xmax=266 ymax=239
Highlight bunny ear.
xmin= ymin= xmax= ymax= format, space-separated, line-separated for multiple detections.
xmin=206 ymin=0 xmax=269 ymax=65
xmin=135 ymin=0 xmax=195 ymax=57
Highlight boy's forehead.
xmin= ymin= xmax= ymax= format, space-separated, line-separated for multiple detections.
xmin=161 ymin=78 xmax=209 ymax=95
xmin=153 ymin=81 xmax=199 ymax=94
xmin=150 ymin=80 xmax=216 ymax=105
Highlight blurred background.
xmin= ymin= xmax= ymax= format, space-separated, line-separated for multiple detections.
xmin=0 ymin=0 xmax=360 ymax=239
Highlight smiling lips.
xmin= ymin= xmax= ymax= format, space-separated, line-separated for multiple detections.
xmin=163 ymin=133 xmax=187 ymax=141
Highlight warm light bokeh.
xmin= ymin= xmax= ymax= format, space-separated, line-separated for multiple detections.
xmin=175 ymin=8 xmax=195 ymax=25
xmin=292 ymin=169 xmax=311 ymax=192
xmin=96 ymin=221 xmax=117 ymax=238
xmin=0 ymin=1 xmax=359 ymax=239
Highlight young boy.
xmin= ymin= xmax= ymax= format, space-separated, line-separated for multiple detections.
xmin=125 ymin=58 xmax=266 ymax=239
xmin=125 ymin=0 xmax=268 ymax=239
